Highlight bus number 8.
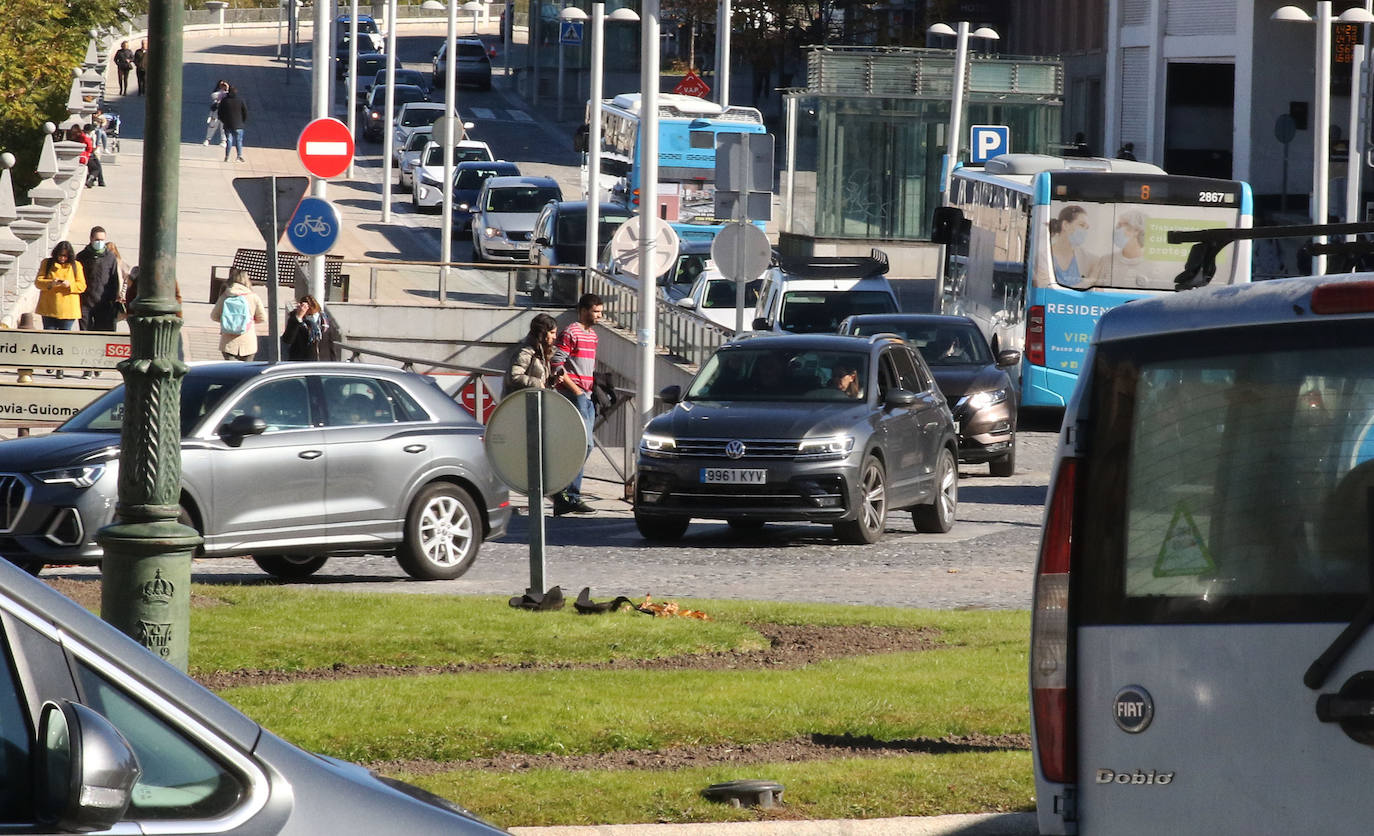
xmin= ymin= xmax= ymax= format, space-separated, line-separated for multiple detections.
xmin=1140 ymin=185 xmax=1151 ymax=201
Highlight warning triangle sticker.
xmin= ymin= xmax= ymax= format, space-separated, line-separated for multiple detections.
xmin=1153 ymin=502 xmax=1215 ymax=578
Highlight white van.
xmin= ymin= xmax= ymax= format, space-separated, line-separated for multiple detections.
xmin=751 ymin=250 xmax=899 ymax=333
xmin=1031 ymin=273 xmax=1374 ymax=835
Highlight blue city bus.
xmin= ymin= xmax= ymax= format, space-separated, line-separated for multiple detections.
xmin=583 ymin=93 xmax=768 ymax=242
xmin=938 ymin=154 xmax=1253 ymax=409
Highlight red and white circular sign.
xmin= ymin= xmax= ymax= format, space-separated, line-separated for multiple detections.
xmin=458 ymin=376 xmax=497 ymax=423
xmin=297 ymin=117 xmax=355 ymax=179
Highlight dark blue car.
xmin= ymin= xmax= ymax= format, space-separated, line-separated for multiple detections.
xmin=450 ymin=160 xmax=520 ymax=234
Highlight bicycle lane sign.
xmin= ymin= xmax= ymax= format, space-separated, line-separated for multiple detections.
xmin=285 ymin=195 xmax=341 ymax=256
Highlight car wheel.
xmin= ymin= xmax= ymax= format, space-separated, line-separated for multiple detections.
xmin=988 ymin=441 xmax=1016 ymax=477
xmin=252 ymin=554 xmax=328 ymax=580
xmin=912 ymin=448 xmax=958 ymax=533
xmin=397 ymin=172 xmax=409 ymax=193
xmin=635 ymin=510 xmax=689 ymax=541
xmin=398 ymin=482 xmax=481 ymax=580
xmin=470 ymin=241 xmax=485 ymax=263
xmin=835 ymin=455 xmax=887 ymax=545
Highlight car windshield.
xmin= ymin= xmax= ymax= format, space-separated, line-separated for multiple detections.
xmin=687 ymin=348 xmax=869 ymax=402
xmin=391 ymin=87 xmax=425 ymax=109
xmin=457 ymin=43 xmax=488 ymax=59
xmin=357 ymin=58 xmax=385 ymax=77
xmin=405 ymin=131 xmax=433 ymax=151
xmin=343 ymin=17 xmax=380 ymax=34
xmin=486 ymin=186 xmax=561 ymax=213
xmin=59 ymin=375 xmax=240 ymax=438
xmin=702 ymin=279 xmax=762 ymax=309
xmin=399 ymin=107 xmax=441 ymax=128
xmin=849 ymin=322 xmax=993 ymax=366
xmin=669 ymin=253 xmax=708 ymax=288
xmin=455 ymin=167 xmax=507 ymax=190
xmin=778 ymin=290 xmax=898 ymax=334
xmin=423 ymin=145 xmax=488 ymax=166
xmin=556 ymin=212 xmax=634 ymax=248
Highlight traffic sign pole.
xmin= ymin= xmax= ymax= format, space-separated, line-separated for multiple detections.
xmin=266 ymin=176 xmax=282 ymax=362
xmin=525 ymin=390 xmax=546 ymax=593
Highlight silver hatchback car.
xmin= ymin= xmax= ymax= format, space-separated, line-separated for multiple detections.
xmin=0 ymin=362 xmax=510 ymax=580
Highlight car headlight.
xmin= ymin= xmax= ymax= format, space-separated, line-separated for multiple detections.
xmin=458 ymin=202 xmax=469 ymax=211
xmin=966 ymin=388 xmax=1008 ymax=411
xmin=481 ymin=225 xmax=503 ymax=240
xmin=418 ymin=171 xmax=440 ymax=186
xmin=640 ymin=432 xmax=677 ymax=457
xmin=34 ymin=463 xmax=107 ymax=488
xmin=798 ymin=435 xmax=854 ymax=457
xmin=368 ymin=111 xmax=380 ymax=120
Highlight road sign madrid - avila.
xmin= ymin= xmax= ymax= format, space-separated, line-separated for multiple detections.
xmin=286 ymin=196 xmax=341 ymax=257
xmin=297 ymin=117 xmax=355 ymax=179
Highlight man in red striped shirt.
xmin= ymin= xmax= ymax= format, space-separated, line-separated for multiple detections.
xmin=553 ymin=293 xmax=604 ymax=515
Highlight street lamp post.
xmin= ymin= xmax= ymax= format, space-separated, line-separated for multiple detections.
xmin=1273 ymin=3 xmax=1374 ymax=275
xmin=564 ymin=3 xmax=639 ymax=281
xmin=639 ymin=0 xmax=661 ymax=432
xmin=927 ymin=22 xmax=999 ymax=200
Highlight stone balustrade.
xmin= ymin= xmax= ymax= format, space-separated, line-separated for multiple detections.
xmin=0 ymin=30 xmax=119 ymax=327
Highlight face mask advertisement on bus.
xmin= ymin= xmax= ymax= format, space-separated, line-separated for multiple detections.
xmin=1035 ymin=201 xmax=1238 ymax=293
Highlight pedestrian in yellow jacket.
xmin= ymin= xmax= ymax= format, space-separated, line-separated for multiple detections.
xmin=36 ymin=241 xmax=86 ymax=330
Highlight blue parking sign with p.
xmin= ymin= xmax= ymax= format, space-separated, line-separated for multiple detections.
xmin=970 ymin=125 xmax=1010 ymax=164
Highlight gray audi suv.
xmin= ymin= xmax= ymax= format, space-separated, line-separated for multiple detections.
xmin=634 ymin=334 xmax=959 ymax=543
xmin=0 ymin=362 xmax=510 ymax=580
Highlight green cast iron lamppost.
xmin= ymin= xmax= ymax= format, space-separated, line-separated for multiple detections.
xmin=96 ymin=1 xmax=200 ymax=672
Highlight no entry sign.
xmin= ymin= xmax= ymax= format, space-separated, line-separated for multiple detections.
xmin=297 ymin=117 xmax=355 ymax=179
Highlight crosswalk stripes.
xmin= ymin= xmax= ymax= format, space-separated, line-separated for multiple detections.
xmin=469 ymin=107 xmax=497 ymax=119
xmin=508 ymin=110 xmax=534 ymax=122
xmin=465 ymin=106 xmax=533 ymax=123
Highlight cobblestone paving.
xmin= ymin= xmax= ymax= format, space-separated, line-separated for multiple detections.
xmin=48 ymin=431 xmax=1060 ymax=611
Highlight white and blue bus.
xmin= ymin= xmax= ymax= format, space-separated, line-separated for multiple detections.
xmin=938 ymin=154 xmax=1253 ymax=409
xmin=583 ymin=93 xmax=768 ymax=242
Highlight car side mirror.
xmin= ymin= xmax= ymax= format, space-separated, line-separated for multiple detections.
xmin=752 ymin=317 xmax=771 ymax=331
xmin=659 ymin=385 xmax=682 ymax=405
xmin=883 ymin=388 xmax=918 ymax=408
xmin=677 ymin=298 xmax=697 ymax=309
xmin=217 ymin=414 xmax=267 ymax=447
xmin=36 ymin=701 xmax=140 ymax=833
xmin=996 ymin=349 xmax=1022 ymax=368
xmin=929 ymin=206 xmax=965 ymax=245
xmin=534 ymin=237 xmax=549 ymax=246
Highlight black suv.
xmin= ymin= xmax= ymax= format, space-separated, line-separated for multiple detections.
xmin=359 ymin=83 xmax=427 ymax=141
xmin=635 ymin=334 xmax=959 ymax=543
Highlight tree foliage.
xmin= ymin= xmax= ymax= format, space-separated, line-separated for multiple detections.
xmin=0 ymin=0 xmax=140 ymax=194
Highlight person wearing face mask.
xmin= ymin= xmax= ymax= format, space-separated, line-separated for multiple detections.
xmin=76 ymin=226 xmax=121 ymax=333
xmin=1047 ymin=205 xmax=1098 ymax=288
xmin=1098 ymin=209 xmax=1156 ymax=288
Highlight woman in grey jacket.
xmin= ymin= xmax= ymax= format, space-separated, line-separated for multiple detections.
xmin=506 ymin=313 xmax=562 ymax=391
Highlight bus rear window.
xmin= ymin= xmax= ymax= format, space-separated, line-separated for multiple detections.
xmin=1079 ymin=321 xmax=1374 ymax=623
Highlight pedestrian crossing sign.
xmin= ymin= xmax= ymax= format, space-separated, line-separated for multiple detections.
xmin=560 ymin=21 xmax=583 ymax=46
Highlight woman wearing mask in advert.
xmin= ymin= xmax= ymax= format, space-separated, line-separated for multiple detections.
xmin=282 ymin=295 xmax=337 ymax=361
xmin=1048 ymin=204 xmax=1098 ymax=288
xmin=1102 ymin=209 xmax=1155 ymax=287
xmin=506 ymin=313 xmax=563 ymax=391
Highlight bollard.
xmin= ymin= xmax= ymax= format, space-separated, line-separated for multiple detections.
xmin=206 ymin=1 xmax=229 ymax=33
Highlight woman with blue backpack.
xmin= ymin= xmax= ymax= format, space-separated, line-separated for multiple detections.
xmin=211 ymin=268 xmax=265 ymax=360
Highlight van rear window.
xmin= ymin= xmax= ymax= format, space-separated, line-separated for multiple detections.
xmin=1078 ymin=320 xmax=1374 ymax=624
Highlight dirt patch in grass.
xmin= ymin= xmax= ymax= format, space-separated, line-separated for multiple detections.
xmin=45 ymin=578 xmax=225 ymax=612
xmin=193 ymin=623 xmax=942 ymax=690
xmin=372 ymin=732 xmax=1032 ymax=775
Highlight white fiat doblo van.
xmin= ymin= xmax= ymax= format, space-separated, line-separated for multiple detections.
xmin=1031 ymin=274 xmax=1374 ymax=835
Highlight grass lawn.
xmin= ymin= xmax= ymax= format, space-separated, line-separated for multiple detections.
xmin=178 ymin=586 xmax=1034 ymax=828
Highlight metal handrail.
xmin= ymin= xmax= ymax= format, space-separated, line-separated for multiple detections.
xmin=335 ymin=340 xmax=502 ymax=376
xmin=584 ymin=267 xmax=734 ymax=368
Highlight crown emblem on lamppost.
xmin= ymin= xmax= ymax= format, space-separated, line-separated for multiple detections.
xmin=139 ymin=569 xmax=174 ymax=606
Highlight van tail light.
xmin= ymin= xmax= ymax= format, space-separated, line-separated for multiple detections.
xmin=631 ymin=188 xmax=640 ymax=207
xmin=1031 ymin=456 xmax=1078 ymax=784
xmin=1027 ymin=305 xmax=1045 ymax=366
